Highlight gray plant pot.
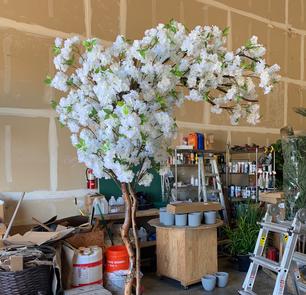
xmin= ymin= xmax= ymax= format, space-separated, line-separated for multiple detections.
xmin=215 ymin=272 xmax=229 ymax=288
xmin=188 ymin=212 xmax=202 ymax=227
xmin=204 ymin=211 xmax=217 ymax=225
xmin=201 ymin=274 xmax=216 ymax=292
xmin=159 ymin=207 xmax=167 ymax=224
xmin=163 ymin=212 xmax=174 ymax=226
xmin=175 ymin=213 xmax=187 ymax=226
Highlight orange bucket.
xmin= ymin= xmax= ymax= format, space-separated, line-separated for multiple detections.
xmin=105 ymin=245 xmax=129 ymax=272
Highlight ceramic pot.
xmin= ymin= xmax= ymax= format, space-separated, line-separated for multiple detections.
xmin=237 ymin=255 xmax=251 ymax=272
xmin=163 ymin=212 xmax=174 ymax=226
xmin=215 ymin=272 xmax=229 ymax=288
xmin=204 ymin=211 xmax=217 ymax=224
xmin=159 ymin=207 xmax=167 ymax=224
xmin=201 ymin=275 xmax=216 ymax=292
xmin=175 ymin=214 xmax=187 ymax=226
xmin=188 ymin=212 xmax=202 ymax=227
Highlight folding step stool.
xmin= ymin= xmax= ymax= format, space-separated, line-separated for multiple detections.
xmin=239 ymin=205 xmax=306 ymax=295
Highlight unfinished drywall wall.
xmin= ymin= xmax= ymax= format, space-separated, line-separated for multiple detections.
xmin=0 ymin=0 xmax=305 ymax=200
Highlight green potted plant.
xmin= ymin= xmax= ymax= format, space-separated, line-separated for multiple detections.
xmin=225 ymin=204 xmax=263 ymax=271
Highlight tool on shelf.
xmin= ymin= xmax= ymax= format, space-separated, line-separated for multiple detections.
xmin=239 ymin=204 xmax=306 ymax=295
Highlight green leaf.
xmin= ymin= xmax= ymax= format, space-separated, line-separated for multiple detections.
xmin=241 ymin=60 xmax=252 ymax=70
xmin=66 ymin=78 xmax=74 ymax=86
xmin=137 ymin=48 xmax=147 ymax=59
xmin=117 ymin=101 xmax=125 ymax=107
xmin=245 ymin=39 xmax=254 ymax=49
xmin=170 ymin=89 xmax=177 ymax=98
xmin=52 ymin=45 xmax=61 ymax=55
xmin=222 ymin=27 xmax=230 ymax=37
xmin=156 ymin=95 xmax=166 ymax=109
xmin=64 ymin=55 xmax=75 ymax=66
xmin=89 ymin=108 xmax=99 ymax=121
xmin=164 ymin=20 xmax=178 ymax=33
xmin=170 ymin=65 xmax=184 ymax=77
xmin=101 ymin=142 xmax=110 ymax=153
xmin=50 ymin=100 xmax=57 ymax=110
xmin=140 ymin=132 xmax=148 ymax=143
xmin=44 ymin=75 xmax=52 ymax=85
xmin=139 ymin=114 xmax=147 ymax=125
xmin=203 ymin=92 xmax=210 ymax=101
xmin=103 ymin=108 xmax=112 ymax=115
xmin=66 ymin=105 xmax=73 ymax=113
xmin=122 ymin=105 xmax=129 ymax=115
xmin=82 ymin=39 xmax=97 ymax=52
xmin=76 ymin=138 xmax=87 ymax=151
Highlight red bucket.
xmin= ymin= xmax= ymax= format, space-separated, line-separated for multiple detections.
xmin=105 ymin=245 xmax=129 ymax=272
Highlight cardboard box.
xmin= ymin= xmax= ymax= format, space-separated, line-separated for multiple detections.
xmin=65 ymin=228 xmax=104 ymax=249
xmin=167 ymin=202 xmax=222 ymax=214
xmin=259 ymin=191 xmax=284 ymax=204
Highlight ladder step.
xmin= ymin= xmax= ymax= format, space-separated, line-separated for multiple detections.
xmin=238 ymin=291 xmax=257 ymax=295
xmin=293 ymin=252 xmax=306 ymax=265
xmin=250 ymin=256 xmax=281 ymax=272
xmin=259 ymin=222 xmax=293 ymax=234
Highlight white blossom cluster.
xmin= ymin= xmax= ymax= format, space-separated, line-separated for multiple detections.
xmin=48 ymin=20 xmax=280 ymax=185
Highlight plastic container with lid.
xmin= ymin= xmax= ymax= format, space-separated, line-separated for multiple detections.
xmin=72 ymin=246 xmax=103 ymax=288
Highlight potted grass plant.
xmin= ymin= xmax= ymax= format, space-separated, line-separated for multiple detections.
xmin=225 ymin=203 xmax=263 ymax=271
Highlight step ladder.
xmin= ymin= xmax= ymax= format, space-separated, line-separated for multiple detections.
xmin=239 ymin=205 xmax=306 ymax=295
xmin=290 ymin=251 xmax=306 ymax=294
xmin=198 ymin=154 xmax=228 ymax=224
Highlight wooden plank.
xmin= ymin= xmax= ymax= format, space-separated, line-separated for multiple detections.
xmin=259 ymin=192 xmax=284 ymax=204
xmin=156 ymin=224 xmax=218 ymax=286
xmin=97 ymin=208 xmax=159 ymax=221
xmin=167 ymin=202 xmax=222 ymax=214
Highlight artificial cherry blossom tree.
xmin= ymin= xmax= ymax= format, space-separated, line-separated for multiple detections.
xmin=46 ymin=20 xmax=280 ymax=295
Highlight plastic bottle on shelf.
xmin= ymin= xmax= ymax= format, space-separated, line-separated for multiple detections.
xmin=109 ymin=196 xmax=116 ymax=206
xmin=100 ymin=196 xmax=109 ymax=214
xmin=117 ymin=196 xmax=125 ymax=205
xmin=138 ymin=227 xmax=148 ymax=242
xmin=191 ymin=175 xmax=195 ymax=186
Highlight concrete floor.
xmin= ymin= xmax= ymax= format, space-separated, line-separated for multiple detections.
xmin=142 ymin=258 xmax=291 ymax=295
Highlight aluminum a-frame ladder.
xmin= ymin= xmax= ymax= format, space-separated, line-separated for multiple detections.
xmin=239 ymin=205 xmax=306 ymax=295
xmin=198 ymin=154 xmax=228 ymax=224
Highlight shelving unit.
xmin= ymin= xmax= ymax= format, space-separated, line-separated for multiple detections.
xmin=172 ymin=148 xmax=225 ymax=201
xmin=225 ymin=145 xmax=276 ymax=203
xmin=170 ymin=148 xmax=229 ymax=223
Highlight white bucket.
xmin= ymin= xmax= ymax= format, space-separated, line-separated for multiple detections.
xmin=72 ymin=246 xmax=103 ymax=288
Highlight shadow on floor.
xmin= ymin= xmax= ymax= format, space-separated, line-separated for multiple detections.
xmin=142 ymin=258 xmax=286 ymax=295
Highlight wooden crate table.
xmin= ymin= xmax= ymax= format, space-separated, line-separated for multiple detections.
xmin=149 ymin=218 xmax=223 ymax=288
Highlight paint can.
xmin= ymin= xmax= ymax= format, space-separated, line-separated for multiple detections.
xmin=72 ymin=246 xmax=103 ymax=288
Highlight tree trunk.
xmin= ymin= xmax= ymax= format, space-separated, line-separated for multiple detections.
xmin=128 ymin=184 xmax=141 ymax=295
xmin=120 ymin=183 xmax=135 ymax=295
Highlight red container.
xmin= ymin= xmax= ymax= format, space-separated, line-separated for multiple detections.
xmin=105 ymin=245 xmax=129 ymax=272
xmin=266 ymin=247 xmax=278 ymax=262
